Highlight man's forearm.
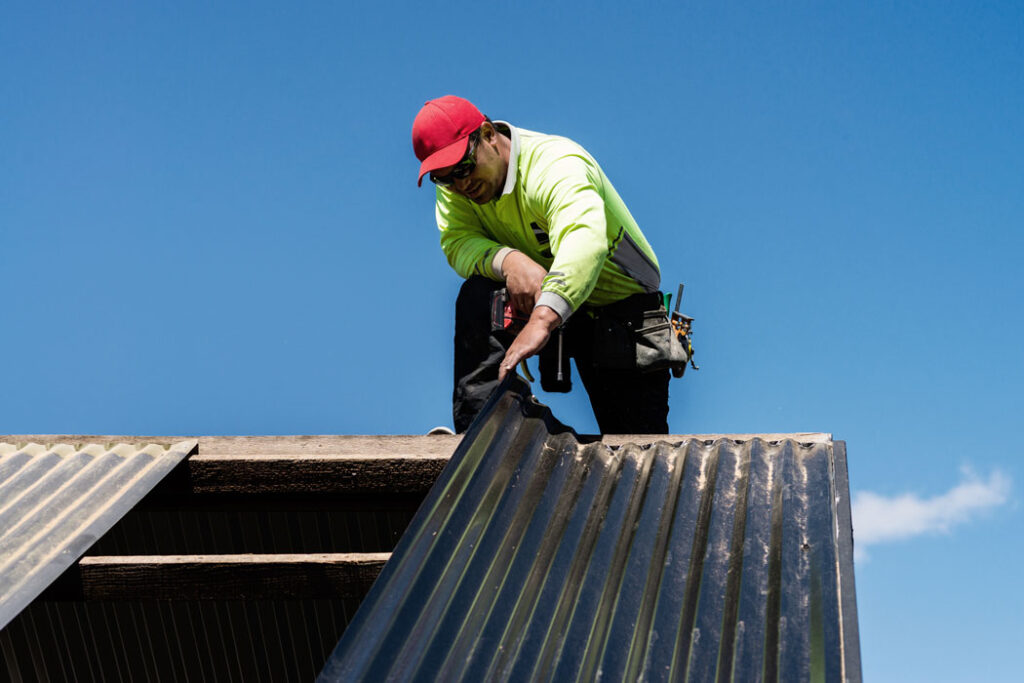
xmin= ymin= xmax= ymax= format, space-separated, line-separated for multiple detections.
xmin=492 ymin=247 xmax=519 ymax=279
xmin=527 ymin=304 xmax=562 ymax=332
xmin=497 ymin=305 xmax=563 ymax=381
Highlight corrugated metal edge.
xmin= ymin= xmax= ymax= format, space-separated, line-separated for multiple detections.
xmin=831 ymin=440 xmax=863 ymax=682
xmin=2 ymin=433 xmax=833 ymax=448
xmin=0 ymin=439 xmax=197 ymax=630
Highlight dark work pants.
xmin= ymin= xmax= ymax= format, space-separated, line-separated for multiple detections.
xmin=453 ymin=276 xmax=670 ymax=434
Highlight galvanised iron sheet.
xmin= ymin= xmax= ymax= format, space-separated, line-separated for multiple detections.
xmin=320 ymin=377 xmax=860 ymax=682
xmin=0 ymin=440 xmax=197 ymax=630
xmin=3 ymin=598 xmax=358 ymax=682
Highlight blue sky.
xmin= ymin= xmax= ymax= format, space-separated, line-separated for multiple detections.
xmin=3 ymin=3 xmax=1022 ymax=679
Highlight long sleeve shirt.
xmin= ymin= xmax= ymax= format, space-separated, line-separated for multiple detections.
xmin=435 ymin=123 xmax=661 ymax=321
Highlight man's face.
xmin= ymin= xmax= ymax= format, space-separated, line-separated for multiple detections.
xmin=432 ymin=123 xmax=507 ymax=204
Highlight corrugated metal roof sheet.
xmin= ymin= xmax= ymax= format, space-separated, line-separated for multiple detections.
xmin=320 ymin=377 xmax=860 ymax=682
xmin=0 ymin=440 xmax=197 ymax=630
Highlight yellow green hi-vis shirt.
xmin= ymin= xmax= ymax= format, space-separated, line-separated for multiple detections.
xmin=435 ymin=123 xmax=661 ymax=321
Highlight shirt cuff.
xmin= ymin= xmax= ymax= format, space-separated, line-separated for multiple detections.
xmin=491 ymin=247 xmax=518 ymax=280
xmin=537 ymin=291 xmax=573 ymax=323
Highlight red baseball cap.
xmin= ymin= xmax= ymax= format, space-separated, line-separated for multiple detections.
xmin=412 ymin=95 xmax=486 ymax=186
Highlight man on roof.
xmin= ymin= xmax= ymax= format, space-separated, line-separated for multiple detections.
xmin=413 ymin=95 xmax=677 ymax=434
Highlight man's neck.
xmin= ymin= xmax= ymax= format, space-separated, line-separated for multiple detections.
xmin=496 ymin=131 xmax=512 ymax=194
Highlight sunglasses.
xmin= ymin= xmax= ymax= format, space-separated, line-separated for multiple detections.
xmin=429 ymin=132 xmax=479 ymax=186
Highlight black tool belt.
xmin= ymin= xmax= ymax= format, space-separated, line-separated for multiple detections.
xmin=588 ymin=292 xmax=690 ymax=373
xmin=538 ymin=292 xmax=691 ymax=392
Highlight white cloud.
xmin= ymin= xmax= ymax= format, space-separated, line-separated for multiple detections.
xmin=852 ymin=467 xmax=1011 ymax=561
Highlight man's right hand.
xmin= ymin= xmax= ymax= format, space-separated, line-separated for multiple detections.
xmin=502 ymin=251 xmax=547 ymax=314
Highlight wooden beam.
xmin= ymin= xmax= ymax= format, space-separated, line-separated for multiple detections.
xmin=0 ymin=435 xmax=462 ymax=458
xmin=3 ymin=434 xmax=833 ymax=496
xmin=176 ymin=456 xmax=448 ymax=496
xmin=42 ymin=553 xmax=390 ymax=601
xmin=0 ymin=436 xmax=456 ymax=496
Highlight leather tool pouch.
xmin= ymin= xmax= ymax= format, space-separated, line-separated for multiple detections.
xmin=593 ymin=296 xmax=690 ymax=374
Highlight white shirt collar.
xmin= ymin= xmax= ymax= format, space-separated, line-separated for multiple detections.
xmin=496 ymin=121 xmax=519 ymax=198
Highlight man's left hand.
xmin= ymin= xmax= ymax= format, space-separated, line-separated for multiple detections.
xmin=498 ymin=306 xmax=563 ymax=381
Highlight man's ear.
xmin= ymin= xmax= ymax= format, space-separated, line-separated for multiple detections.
xmin=479 ymin=121 xmax=495 ymax=142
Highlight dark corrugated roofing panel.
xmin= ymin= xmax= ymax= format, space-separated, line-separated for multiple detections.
xmin=320 ymin=378 xmax=860 ymax=682
xmin=0 ymin=440 xmax=197 ymax=630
